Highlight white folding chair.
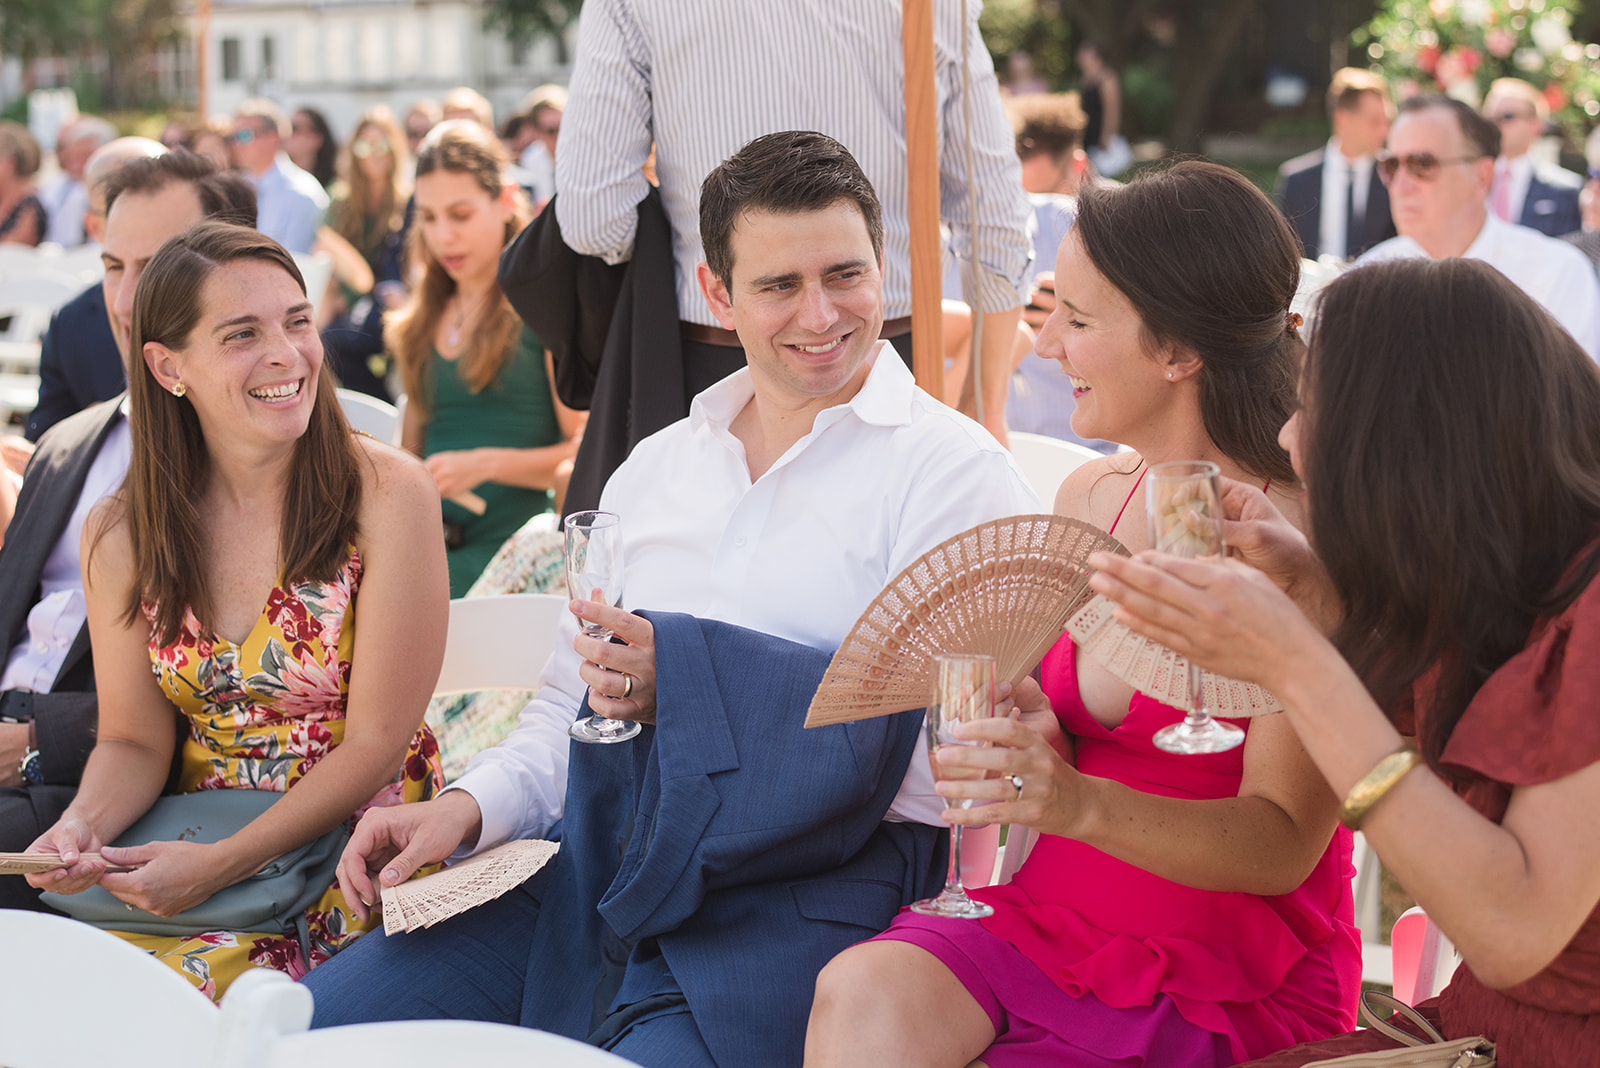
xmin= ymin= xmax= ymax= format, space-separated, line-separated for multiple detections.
xmin=0 ymin=910 xmax=311 ymax=1068
xmin=434 ymin=593 xmax=568 ymax=697
xmin=0 ymin=275 xmax=83 ymax=343
xmin=246 ymin=1019 xmax=634 ymax=1068
xmin=336 ymin=388 xmax=399 ymax=443
xmin=1006 ymin=431 xmax=1102 ymax=505
xmin=291 ymin=250 xmax=334 ymax=322
xmin=1351 ymin=830 xmax=1393 ymax=986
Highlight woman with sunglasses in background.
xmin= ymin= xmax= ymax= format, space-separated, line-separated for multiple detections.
xmin=388 ymin=120 xmax=582 ymax=597
xmin=1356 ymin=94 xmax=1600 ymax=359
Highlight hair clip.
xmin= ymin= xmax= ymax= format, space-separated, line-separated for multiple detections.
xmin=1285 ymin=311 xmax=1304 ymax=340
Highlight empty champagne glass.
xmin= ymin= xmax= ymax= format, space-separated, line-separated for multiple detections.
xmin=565 ymin=510 xmax=639 ymax=744
xmin=1146 ymin=461 xmax=1245 ymax=755
xmin=911 ymin=653 xmax=997 ymax=919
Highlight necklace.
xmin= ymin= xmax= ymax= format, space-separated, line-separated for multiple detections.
xmin=445 ymin=289 xmax=492 ymax=350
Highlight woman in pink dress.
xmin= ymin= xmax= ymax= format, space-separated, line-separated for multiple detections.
xmin=805 ymin=162 xmax=1361 ymax=1067
xmin=1094 ymin=258 xmax=1600 ymax=1066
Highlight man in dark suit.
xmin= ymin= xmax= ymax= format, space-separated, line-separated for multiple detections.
xmin=1484 ymin=77 xmax=1584 ymax=238
xmin=302 ymin=132 xmax=1038 ymax=1065
xmin=1277 ymin=67 xmax=1397 ymax=260
xmin=24 ymin=136 xmax=166 ymax=443
xmin=0 ymin=154 xmax=255 ymax=910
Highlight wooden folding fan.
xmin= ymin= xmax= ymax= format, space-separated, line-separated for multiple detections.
xmin=381 ymin=839 xmax=559 ymax=935
xmin=804 ymin=515 xmax=1125 ymax=727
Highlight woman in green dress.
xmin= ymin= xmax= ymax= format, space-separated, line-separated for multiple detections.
xmin=386 ymin=120 xmax=583 ymax=596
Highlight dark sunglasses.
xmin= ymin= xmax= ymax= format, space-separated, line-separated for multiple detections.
xmin=1376 ymin=151 xmax=1483 ymax=183
xmin=1490 ymin=110 xmax=1537 ymax=124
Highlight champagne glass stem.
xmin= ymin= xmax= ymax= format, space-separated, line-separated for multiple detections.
xmin=944 ymin=823 xmax=966 ymax=898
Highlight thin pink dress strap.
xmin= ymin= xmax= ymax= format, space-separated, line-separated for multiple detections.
xmin=1109 ymin=463 xmax=1147 ymax=537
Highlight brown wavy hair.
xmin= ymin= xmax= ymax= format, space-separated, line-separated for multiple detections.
xmin=328 ymin=106 xmax=410 ymax=258
xmin=1072 ymin=160 xmax=1301 ymax=486
xmin=385 ymin=119 xmax=529 ymax=411
xmin=1305 ymin=258 xmax=1600 ymax=775
xmin=121 ymin=220 xmax=361 ymax=645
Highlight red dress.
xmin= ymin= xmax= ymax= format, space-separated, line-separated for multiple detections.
xmin=1238 ymin=567 xmax=1600 ymax=1067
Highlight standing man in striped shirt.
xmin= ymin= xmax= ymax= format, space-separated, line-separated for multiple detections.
xmin=553 ymin=0 xmax=1032 ymax=444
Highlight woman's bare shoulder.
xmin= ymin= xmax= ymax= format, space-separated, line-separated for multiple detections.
xmin=352 ymin=433 xmax=439 ymax=525
xmin=1052 ymin=452 xmax=1144 ymax=530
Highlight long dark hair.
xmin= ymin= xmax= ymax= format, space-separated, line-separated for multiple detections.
xmin=1306 ymin=258 xmax=1600 ymax=774
xmin=385 ymin=120 xmax=529 ymax=412
xmin=1072 ymin=160 xmax=1301 ymax=485
xmin=123 ymin=220 xmax=361 ymax=645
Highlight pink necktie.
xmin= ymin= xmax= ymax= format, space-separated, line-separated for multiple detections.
xmin=1491 ymin=161 xmax=1512 ymax=222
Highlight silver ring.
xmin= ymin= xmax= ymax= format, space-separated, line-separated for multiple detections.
xmin=1009 ymin=775 xmax=1024 ymax=801
xmin=621 ymin=673 xmax=634 ymax=700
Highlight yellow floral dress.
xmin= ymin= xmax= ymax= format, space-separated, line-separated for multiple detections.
xmin=116 ymin=545 xmax=443 ymax=1001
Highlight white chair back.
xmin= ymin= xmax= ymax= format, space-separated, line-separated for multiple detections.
xmin=435 ymin=593 xmax=568 ymax=697
xmin=336 ymin=388 xmax=399 ymax=443
xmin=0 ymin=910 xmax=311 ymax=1067
xmin=249 ymin=1019 xmax=634 ymax=1067
xmin=1006 ymin=432 xmax=1102 ymax=505
xmin=1391 ymin=906 xmax=1460 ymax=1004
xmin=0 ymin=274 xmax=83 ymax=342
xmin=291 ymin=250 xmax=334 ymax=322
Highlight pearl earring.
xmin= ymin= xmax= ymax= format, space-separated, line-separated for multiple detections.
xmin=171 ymin=382 xmax=187 ymax=397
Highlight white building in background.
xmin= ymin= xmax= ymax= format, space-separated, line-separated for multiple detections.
xmin=201 ymin=0 xmax=572 ymax=134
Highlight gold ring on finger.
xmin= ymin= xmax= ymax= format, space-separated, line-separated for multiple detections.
xmin=621 ymin=673 xmax=634 ymax=700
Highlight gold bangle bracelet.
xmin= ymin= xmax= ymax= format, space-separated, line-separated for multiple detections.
xmin=1339 ymin=747 xmax=1425 ymax=830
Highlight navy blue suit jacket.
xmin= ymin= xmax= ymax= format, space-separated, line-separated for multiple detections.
xmin=521 ymin=612 xmax=944 ymax=1067
xmin=1518 ymin=160 xmax=1584 ymax=237
xmin=25 ymin=283 xmax=124 ymax=443
xmin=1276 ymin=147 xmax=1396 ymax=260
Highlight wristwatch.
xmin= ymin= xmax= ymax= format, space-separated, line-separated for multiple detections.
xmin=18 ymin=745 xmax=41 ymax=786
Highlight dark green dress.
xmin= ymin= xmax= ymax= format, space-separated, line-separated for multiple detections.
xmin=425 ymin=326 xmax=562 ymax=597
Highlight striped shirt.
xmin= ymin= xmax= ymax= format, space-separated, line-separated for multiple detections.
xmin=554 ymin=0 xmax=1032 ymax=327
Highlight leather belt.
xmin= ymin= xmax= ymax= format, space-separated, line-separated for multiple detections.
xmin=680 ymin=316 xmax=913 ymax=348
xmin=0 ymin=689 xmax=35 ymax=721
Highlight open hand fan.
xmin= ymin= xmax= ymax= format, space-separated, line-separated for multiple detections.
xmin=804 ymin=515 xmax=1128 ymax=727
xmin=1065 ymin=594 xmax=1283 ymax=716
xmin=381 ymin=839 xmax=559 ymax=935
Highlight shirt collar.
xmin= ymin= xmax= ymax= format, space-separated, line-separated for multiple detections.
xmin=688 ymin=339 xmax=910 ymax=434
xmin=1463 ymin=211 xmax=1502 ymax=260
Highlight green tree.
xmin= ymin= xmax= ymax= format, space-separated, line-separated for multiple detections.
xmin=483 ymin=0 xmax=584 ymax=64
xmin=0 ymin=0 xmax=183 ymax=108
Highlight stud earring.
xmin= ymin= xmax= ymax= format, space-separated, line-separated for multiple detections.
xmin=171 ymin=382 xmax=187 ymax=398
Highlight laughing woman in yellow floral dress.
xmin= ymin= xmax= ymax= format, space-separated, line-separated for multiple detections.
xmin=25 ymin=221 xmax=448 ymax=1000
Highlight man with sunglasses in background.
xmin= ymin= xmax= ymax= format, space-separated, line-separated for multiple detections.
xmin=229 ymin=98 xmax=328 ymax=253
xmin=1482 ymin=77 xmax=1583 ymax=238
xmin=1358 ymin=94 xmax=1600 ymax=359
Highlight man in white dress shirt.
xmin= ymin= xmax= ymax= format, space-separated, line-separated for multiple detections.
xmin=553 ymin=0 xmax=1032 ymax=443
xmin=1358 ymin=95 xmax=1600 ymax=359
xmin=303 ymin=132 xmax=1038 ymax=1054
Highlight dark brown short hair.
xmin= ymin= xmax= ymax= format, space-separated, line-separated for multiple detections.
xmin=1072 ymin=160 xmax=1301 ymax=485
xmin=1399 ymin=94 xmax=1501 ymax=160
xmin=123 ymin=220 xmax=359 ymax=645
xmin=104 ymin=153 xmax=257 ymax=229
xmin=699 ymin=131 xmax=885 ymax=290
xmin=1306 ymin=258 xmax=1600 ymax=775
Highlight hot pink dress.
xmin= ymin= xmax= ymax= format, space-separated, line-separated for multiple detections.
xmin=876 ymin=636 xmax=1362 ymax=1066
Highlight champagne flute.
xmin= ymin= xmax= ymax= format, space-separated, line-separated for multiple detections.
xmin=1146 ymin=461 xmax=1245 ymax=755
xmin=565 ymin=510 xmax=640 ymax=744
xmin=911 ymin=653 xmax=997 ymax=919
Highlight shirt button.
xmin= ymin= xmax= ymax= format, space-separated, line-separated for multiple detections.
xmin=734 ymin=536 xmax=748 ymax=547
xmin=34 ymin=641 xmax=47 ymax=654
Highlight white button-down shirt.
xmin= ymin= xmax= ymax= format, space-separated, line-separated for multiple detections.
xmin=553 ymin=0 xmax=1032 ymax=325
xmin=450 ymin=343 xmax=1040 ymax=849
xmin=0 ymin=411 xmax=132 ymax=693
xmin=1358 ymin=212 xmax=1600 ymax=360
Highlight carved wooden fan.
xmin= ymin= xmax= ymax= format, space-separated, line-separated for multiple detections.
xmin=804 ymin=515 xmax=1126 ymax=727
xmin=381 ymin=839 xmax=559 ymax=935
xmin=1065 ymin=594 xmax=1283 ymax=716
